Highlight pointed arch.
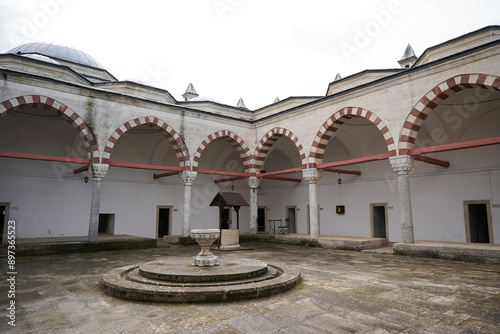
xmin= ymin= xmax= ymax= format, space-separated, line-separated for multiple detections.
xmin=102 ymin=116 xmax=190 ymax=170
xmin=0 ymin=95 xmax=99 ymax=162
xmin=254 ymin=127 xmax=307 ymax=171
xmin=309 ymin=107 xmax=396 ymax=168
xmin=398 ymin=74 xmax=500 ymax=155
xmin=192 ymin=130 xmax=252 ymax=173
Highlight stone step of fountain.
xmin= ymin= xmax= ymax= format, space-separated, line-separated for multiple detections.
xmin=138 ymin=258 xmax=269 ymax=283
xmin=128 ymin=264 xmax=281 ymax=287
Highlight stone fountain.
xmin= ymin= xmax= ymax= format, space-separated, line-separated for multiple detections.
xmin=101 ymin=229 xmax=300 ymax=303
xmin=191 ymin=229 xmax=220 ymax=266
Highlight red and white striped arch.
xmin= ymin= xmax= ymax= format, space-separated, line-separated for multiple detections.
xmin=399 ymin=73 xmax=500 ymax=155
xmin=254 ymin=127 xmax=307 ymax=171
xmin=192 ymin=130 xmax=252 ymax=173
xmin=309 ymin=107 xmax=396 ymax=168
xmin=0 ymin=95 xmax=99 ymax=163
xmin=102 ymin=116 xmax=190 ymax=170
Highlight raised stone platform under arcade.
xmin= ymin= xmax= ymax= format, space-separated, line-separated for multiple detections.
xmin=12 ymin=234 xmax=156 ymax=256
xmin=394 ymin=240 xmax=500 ymax=264
xmin=238 ymin=233 xmax=389 ymax=251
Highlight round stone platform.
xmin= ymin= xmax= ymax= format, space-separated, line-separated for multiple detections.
xmin=101 ymin=257 xmax=300 ymax=303
xmin=139 ymin=258 xmax=268 ymax=283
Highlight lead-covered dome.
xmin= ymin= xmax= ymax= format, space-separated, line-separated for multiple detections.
xmin=7 ymin=42 xmax=104 ymax=69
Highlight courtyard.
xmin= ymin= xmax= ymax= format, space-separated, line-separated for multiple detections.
xmin=1 ymin=242 xmax=499 ymax=333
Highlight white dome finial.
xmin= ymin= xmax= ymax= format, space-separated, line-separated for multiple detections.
xmin=182 ymin=83 xmax=199 ymax=101
xmin=398 ymin=44 xmax=417 ymax=69
xmin=237 ymin=97 xmax=248 ymax=109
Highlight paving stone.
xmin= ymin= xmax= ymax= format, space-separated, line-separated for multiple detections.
xmin=424 ymin=321 xmax=465 ymax=334
xmin=375 ymin=308 xmax=441 ymax=330
xmin=224 ymin=315 xmax=280 ymax=333
xmin=278 ymin=323 xmax=329 ymax=334
xmin=302 ymin=313 xmax=369 ymax=333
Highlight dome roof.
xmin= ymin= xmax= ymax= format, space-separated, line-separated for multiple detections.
xmin=190 ymin=96 xmax=218 ymax=103
xmin=7 ymin=42 xmax=104 ymax=69
xmin=21 ymin=53 xmax=60 ymax=65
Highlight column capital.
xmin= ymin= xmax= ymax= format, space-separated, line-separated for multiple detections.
xmin=247 ymin=176 xmax=261 ymax=189
xmin=389 ymin=155 xmax=414 ymax=174
xmin=181 ymin=171 xmax=197 ymax=185
xmin=303 ymin=168 xmax=322 ymax=183
xmin=90 ymin=163 xmax=109 ymax=180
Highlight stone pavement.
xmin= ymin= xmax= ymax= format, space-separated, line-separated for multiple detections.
xmin=1 ymin=242 xmax=499 ymax=333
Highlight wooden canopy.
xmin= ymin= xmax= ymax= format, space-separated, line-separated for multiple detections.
xmin=210 ymin=192 xmax=249 ymax=208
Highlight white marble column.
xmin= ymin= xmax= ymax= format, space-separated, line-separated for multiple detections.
xmin=303 ymin=168 xmax=322 ymax=239
xmin=247 ymin=176 xmax=262 ymax=234
xmin=181 ymin=171 xmax=197 ymax=237
xmin=390 ymin=155 xmax=415 ymax=244
xmin=88 ymin=163 xmax=109 ymax=242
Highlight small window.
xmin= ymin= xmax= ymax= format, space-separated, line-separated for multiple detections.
xmin=98 ymin=214 xmax=115 ymax=234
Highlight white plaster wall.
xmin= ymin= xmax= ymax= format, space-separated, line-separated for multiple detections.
xmin=99 ymin=180 xmax=182 ymax=238
xmin=97 ymin=171 xmax=252 ymax=238
xmin=260 ymin=174 xmax=401 ymax=240
xmin=259 ymin=163 xmax=499 ymax=244
xmin=188 ymin=172 xmax=251 ymax=232
xmin=491 ymin=170 xmax=500 ymax=243
xmin=318 ymin=177 xmax=400 ymax=239
xmin=0 ymin=172 xmax=92 ymax=238
xmin=263 ymin=183 xmax=309 ymax=234
xmin=409 ymin=170 xmax=498 ymax=242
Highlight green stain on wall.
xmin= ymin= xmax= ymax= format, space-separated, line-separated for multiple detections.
xmin=84 ymin=98 xmax=98 ymax=147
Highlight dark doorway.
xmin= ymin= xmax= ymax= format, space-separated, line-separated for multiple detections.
xmin=221 ymin=208 xmax=230 ymax=229
xmin=371 ymin=204 xmax=387 ymax=238
xmin=157 ymin=208 xmax=170 ymax=238
xmin=258 ymin=207 xmax=266 ymax=232
xmin=468 ymin=203 xmax=490 ymax=243
xmin=287 ymin=207 xmax=296 ymax=233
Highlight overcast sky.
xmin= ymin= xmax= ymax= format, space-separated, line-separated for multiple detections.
xmin=0 ymin=0 xmax=498 ymax=109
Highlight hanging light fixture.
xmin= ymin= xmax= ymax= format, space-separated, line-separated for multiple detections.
xmin=337 ymin=173 xmax=342 ymax=185
xmin=231 ymin=181 xmax=234 ymax=191
xmin=84 ymin=169 xmax=89 ymax=184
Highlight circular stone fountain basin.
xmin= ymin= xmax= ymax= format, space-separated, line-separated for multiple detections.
xmin=101 ymin=257 xmax=300 ymax=303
